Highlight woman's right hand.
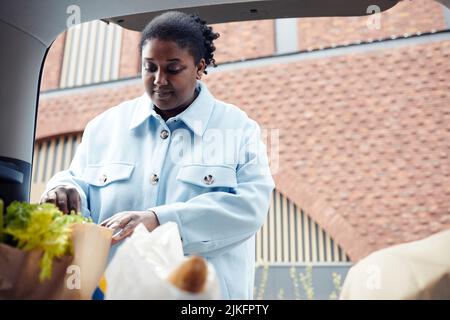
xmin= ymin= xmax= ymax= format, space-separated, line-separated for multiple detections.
xmin=40 ymin=186 xmax=81 ymax=214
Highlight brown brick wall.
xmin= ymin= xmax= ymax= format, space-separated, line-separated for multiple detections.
xmin=39 ymin=0 xmax=447 ymax=91
xmin=37 ymin=39 xmax=450 ymax=260
xmin=297 ymin=0 xmax=447 ymax=50
xmin=211 ymin=20 xmax=275 ymax=63
xmin=40 ymin=32 xmax=66 ymax=91
xmin=36 ymin=83 xmax=143 ymax=139
xmin=119 ymin=29 xmax=141 ymax=78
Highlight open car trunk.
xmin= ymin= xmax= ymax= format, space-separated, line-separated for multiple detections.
xmin=0 ymin=0 xmax=414 ymax=206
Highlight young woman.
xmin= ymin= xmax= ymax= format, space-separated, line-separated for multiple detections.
xmin=41 ymin=11 xmax=274 ymax=299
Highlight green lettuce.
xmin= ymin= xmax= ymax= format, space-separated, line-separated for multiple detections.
xmin=1 ymin=200 xmax=91 ymax=282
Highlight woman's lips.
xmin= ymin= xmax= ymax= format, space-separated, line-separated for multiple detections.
xmin=153 ymin=91 xmax=173 ymax=100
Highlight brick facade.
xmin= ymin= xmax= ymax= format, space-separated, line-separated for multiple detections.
xmin=297 ymin=0 xmax=447 ymax=50
xmin=36 ymin=1 xmax=450 ymax=261
xmin=119 ymin=29 xmax=141 ymax=78
xmin=39 ymin=0 xmax=447 ymax=91
xmin=37 ymin=38 xmax=450 ymax=260
xmin=211 ymin=20 xmax=275 ymax=63
xmin=40 ymin=32 xmax=66 ymax=91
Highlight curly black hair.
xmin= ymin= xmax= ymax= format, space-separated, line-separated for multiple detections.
xmin=140 ymin=11 xmax=220 ymax=74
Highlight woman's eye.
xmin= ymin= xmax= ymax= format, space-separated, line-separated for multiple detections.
xmin=167 ymin=66 xmax=183 ymax=74
xmin=144 ymin=63 xmax=157 ymax=72
xmin=143 ymin=63 xmax=183 ymax=74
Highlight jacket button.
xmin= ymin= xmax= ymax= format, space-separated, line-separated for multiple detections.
xmin=203 ymin=174 xmax=214 ymax=185
xmin=151 ymin=174 xmax=159 ymax=184
xmin=160 ymin=130 xmax=169 ymax=139
xmin=99 ymin=174 xmax=107 ymax=184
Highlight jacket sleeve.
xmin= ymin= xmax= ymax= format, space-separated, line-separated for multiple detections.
xmin=151 ymin=121 xmax=275 ymax=258
xmin=43 ymin=126 xmax=91 ymax=218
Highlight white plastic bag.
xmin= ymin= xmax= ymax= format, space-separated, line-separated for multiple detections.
xmin=104 ymin=222 xmax=221 ymax=299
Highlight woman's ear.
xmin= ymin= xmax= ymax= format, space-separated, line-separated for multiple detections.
xmin=196 ymin=59 xmax=206 ymax=80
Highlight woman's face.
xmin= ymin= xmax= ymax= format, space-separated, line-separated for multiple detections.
xmin=141 ymin=38 xmax=205 ymax=111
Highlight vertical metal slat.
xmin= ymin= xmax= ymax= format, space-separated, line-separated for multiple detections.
xmin=75 ymin=23 xmax=90 ymax=86
xmin=275 ymin=189 xmax=282 ymax=262
xmin=59 ymin=28 xmax=74 ymax=88
xmin=66 ymin=24 xmax=81 ymax=88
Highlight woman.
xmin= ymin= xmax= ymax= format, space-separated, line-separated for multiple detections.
xmin=41 ymin=11 xmax=274 ymax=299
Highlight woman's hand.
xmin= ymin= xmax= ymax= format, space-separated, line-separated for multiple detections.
xmin=40 ymin=186 xmax=81 ymax=214
xmin=100 ymin=211 xmax=160 ymax=245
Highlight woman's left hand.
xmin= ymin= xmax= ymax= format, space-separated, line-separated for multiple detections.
xmin=100 ymin=211 xmax=160 ymax=245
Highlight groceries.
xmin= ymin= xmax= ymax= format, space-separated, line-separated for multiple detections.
xmin=168 ymin=256 xmax=208 ymax=294
xmin=0 ymin=199 xmax=112 ymax=299
xmin=0 ymin=199 xmax=219 ymax=299
xmin=104 ymin=222 xmax=221 ymax=299
xmin=0 ymin=200 xmax=91 ymax=281
xmin=340 ymin=228 xmax=450 ymax=299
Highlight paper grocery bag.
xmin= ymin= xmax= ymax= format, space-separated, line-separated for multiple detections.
xmin=0 ymin=243 xmax=75 ymax=299
xmin=0 ymin=223 xmax=112 ymax=299
xmin=340 ymin=228 xmax=450 ymax=300
xmin=67 ymin=223 xmax=112 ymax=299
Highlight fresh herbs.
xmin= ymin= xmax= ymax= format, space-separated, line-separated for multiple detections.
xmin=0 ymin=200 xmax=91 ymax=281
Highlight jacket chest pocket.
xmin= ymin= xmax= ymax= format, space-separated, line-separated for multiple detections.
xmin=83 ymin=163 xmax=135 ymax=187
xmin=176 ymin=164 xmax=237 ymax=190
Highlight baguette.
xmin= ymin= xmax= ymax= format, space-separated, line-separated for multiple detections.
xmin=168 ymin=256 xmax=207 ymax=293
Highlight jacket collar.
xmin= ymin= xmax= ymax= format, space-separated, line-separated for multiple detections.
xmin=129 ymin=81 xmax=214 ymax=137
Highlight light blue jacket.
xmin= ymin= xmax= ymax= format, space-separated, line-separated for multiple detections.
xmin=45 ymin=81 xmax=275 ymax=299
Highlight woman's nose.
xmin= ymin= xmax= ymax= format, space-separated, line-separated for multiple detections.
xmin=154 ymin=70 xmax=168 ymax=86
